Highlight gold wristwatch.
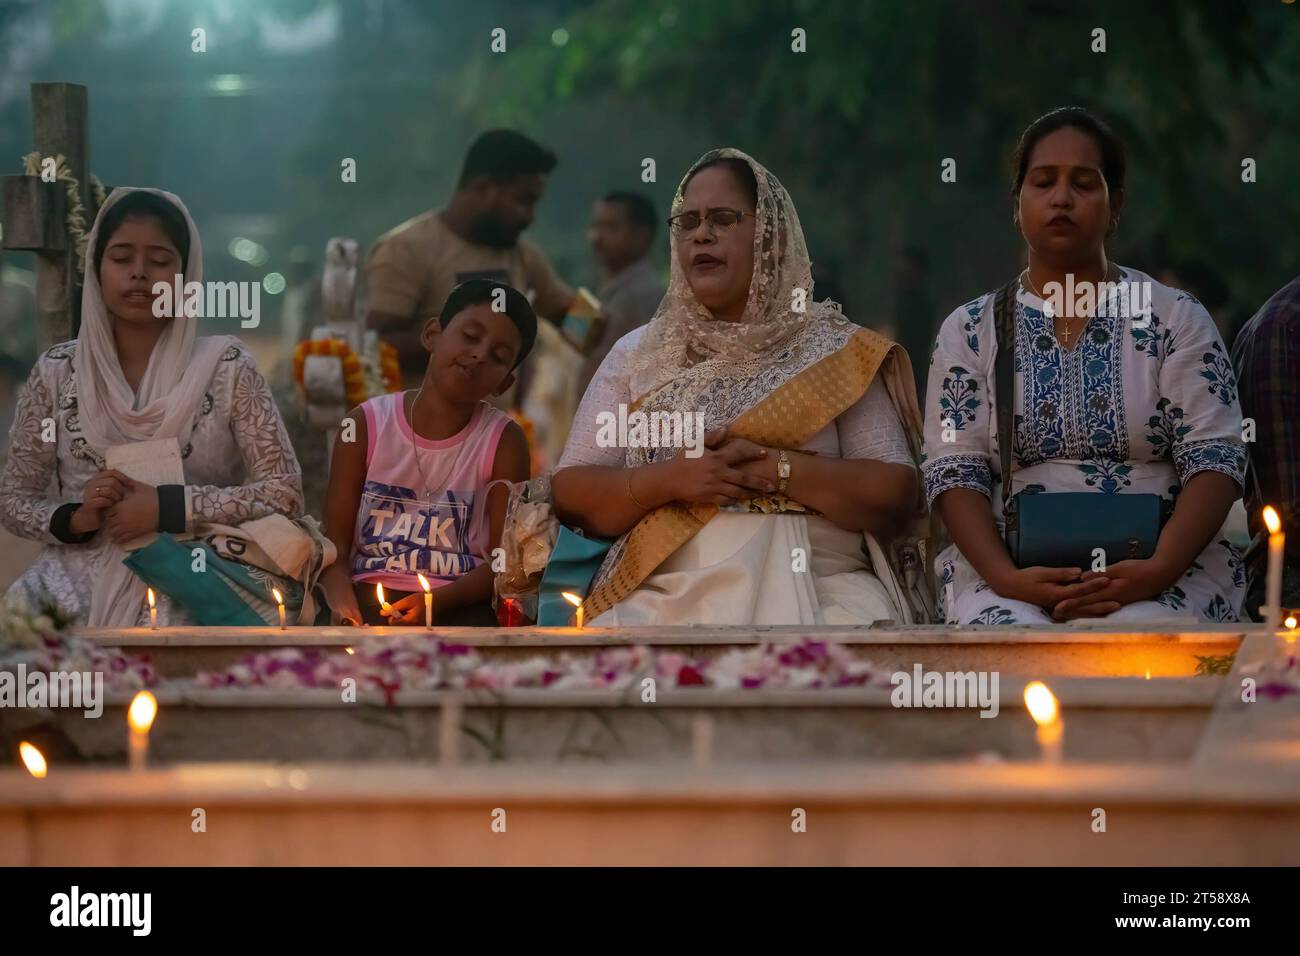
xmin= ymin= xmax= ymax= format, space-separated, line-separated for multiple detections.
xmin=777 ymin=450 xmax=791 ymax=495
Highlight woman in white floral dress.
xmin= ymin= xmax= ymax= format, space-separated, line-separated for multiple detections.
xmin=0 ymin=188 xmax=303 ymax=627
xmin=922 ymin=109 xmax=1247 ymax=626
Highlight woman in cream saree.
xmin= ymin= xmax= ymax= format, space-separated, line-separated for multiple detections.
xmin=551 ymin=148 xmax=926 ymax=626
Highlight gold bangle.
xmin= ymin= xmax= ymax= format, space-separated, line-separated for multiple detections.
xmin=626 ymin=468 xmax=651 ymax=511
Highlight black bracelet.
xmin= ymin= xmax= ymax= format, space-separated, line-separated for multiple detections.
xmin=49 ymin=502 xmax=96 ymax=544
xmin=157 ymin=484 xmax=187 ymax=534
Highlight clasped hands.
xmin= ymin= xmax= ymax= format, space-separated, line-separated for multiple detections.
xmin=71 ymin=469 xmax=161 ymax=545
xmin=993 ymin=557 xmax=1178 ymax=621
xmin=662 ymin=425 xmax=780 ymax=507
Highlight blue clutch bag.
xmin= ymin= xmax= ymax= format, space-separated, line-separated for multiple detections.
xmin=1004 ymin=491 xmax=1163 ymax=569
xmin=536 ymin=525 xmax=615 ymax=626
xmin=992 ymin=280 xmax=1167 ymax=569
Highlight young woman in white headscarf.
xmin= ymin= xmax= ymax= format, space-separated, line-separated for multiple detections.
xmin=552 ymin=149 xmax=926 ymax=625
xmin=0 ymin=187 xmax=303 ymax=627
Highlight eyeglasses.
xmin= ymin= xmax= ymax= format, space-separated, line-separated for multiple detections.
xmin=667 ymin=207 xmax=753 ymax=237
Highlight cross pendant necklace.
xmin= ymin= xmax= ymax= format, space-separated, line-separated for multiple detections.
xmin=1021 ymin=269 xmax=1076 ymax=348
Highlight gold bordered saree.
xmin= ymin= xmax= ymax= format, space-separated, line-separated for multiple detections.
xmin=582 ymin=323 xmax=928 ymax=623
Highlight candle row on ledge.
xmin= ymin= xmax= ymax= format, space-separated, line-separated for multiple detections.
xmin=5 ymin=676 xmax=1112 ymax=778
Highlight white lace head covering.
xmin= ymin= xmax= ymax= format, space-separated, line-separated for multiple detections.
xmin=624 ymin=148 xmax=857 ymax=428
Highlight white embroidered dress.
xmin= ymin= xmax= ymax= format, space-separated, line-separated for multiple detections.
xmin=921 ymin=269 xmax=1248 ymax=625
xmin=1 ymin=339 xmax=304 ymax=626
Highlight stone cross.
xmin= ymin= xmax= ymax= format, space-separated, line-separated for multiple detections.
xmin=1 ymin=83 xmax=98 ymax=351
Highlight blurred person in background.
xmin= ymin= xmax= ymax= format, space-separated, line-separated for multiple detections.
xmin=577 ymin=191 xmax=665 ymax=398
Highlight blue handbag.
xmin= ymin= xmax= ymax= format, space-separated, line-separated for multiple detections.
xmin=992 ymin=279 xmax=1167 ymax=568
xmin=536 ymin=525 xmax=615 ymax=626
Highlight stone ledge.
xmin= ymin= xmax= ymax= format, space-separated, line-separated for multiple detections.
xmin=3 ymin=760 xmax=1298 ymax=808
xmin=72 ymin=622 xmax=1254 ymax=646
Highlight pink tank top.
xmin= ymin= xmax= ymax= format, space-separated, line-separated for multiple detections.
xmin=350 ymin=391 xmax=510 ymax=591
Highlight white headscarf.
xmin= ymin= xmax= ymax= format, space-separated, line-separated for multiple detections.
xmin=77 ymin=187 xmax=235 ymax=627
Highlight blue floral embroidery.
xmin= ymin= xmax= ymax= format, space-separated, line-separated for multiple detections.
xmin=1158 ymin=586 xmax=1187 ymax=610
xmin=1016 ymin=304 xmax=1127 ymax=466
xmin=1015 ymin=305 xmax=1065 ymax=465
xmin=1078 ymin=460 xmax=1134 ymax=494
xmin=1130 ymin=312 xmax=1166 ymax=359
xmin=923 ymin=454 xmax=992 ymax=504
xmin=1145 ymin=397 xmax=1193 ymax=459
xmin=1219 ymin=538 xmax=1246 ymax=592
xmin=939 ymin=366 xmax=980 ymax=430
xmin=1198 ymin=341 xmax=1238 ymax=406
xmin=1074 ymin=320 xmax=1128 ymax=459
xmin=971 ymin=605 xmax=1016 ymax=625
xmin=1202 ymin=594 xmax=1235 ymax=623
xmin=1172 ymin=438 xmax=1247 ymax=487
xmin=961 ymin=297 xmax=985 ymax=354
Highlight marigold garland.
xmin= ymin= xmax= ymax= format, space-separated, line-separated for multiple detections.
xmin=293 ymin=337 xmax=401 ymax=408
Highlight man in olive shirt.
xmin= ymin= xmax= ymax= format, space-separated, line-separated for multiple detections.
xmin=366 ymin=130 xmax=574 ymax=405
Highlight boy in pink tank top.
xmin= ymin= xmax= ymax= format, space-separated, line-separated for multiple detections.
xmin=320 ymin=279 xmax=534 ymax=626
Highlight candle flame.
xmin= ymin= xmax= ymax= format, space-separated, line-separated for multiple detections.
xmin=147 ymin=588 xmax=155 ymax=609
xmin=19 ymin=741 xmax=47 ymax=779
xmin=128 ymin=690 xmax=158 ymax=734
xmin=1023 ymin=681 xmax=1059 ymax=727
xmin=418 ymin=573 xmax=431 ymax=593
xmin=345 ymin=646 xmax=355 ymax=655
xmin=561 ymin=591 xmax=582 ymax=608
xmin=272 ymin=587 xmax=283 ymax=605
xmin=1264 ymin=506 xmax=1282 ymax=535
xmin=375 ymin=583 xmax=386 ymax=605
xmin=1286 ymin=615 xmax=1298 ymax=631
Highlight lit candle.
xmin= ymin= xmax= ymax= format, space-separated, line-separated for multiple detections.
xmin=272 ymin=587 xmax=286 ymax=630
xmin=127 ymin=690 xmax=158 ymax=772
xmin=562 ymin=591 xmax=584 ymax=629
xmin=417 ymin=573 xmax=433 ymax=629
xmin=147 ymin=588 xmax=157 ymax=630
xmin=18 ymin=741 xmax=47 ymax=779
xmin=1023 ymin=680 xmax=1063 ymax=765
xmin=1263 ymin=506 xmax=1285 ymax=632
xmin=376 ymin=583 xmax=391 ymax=621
